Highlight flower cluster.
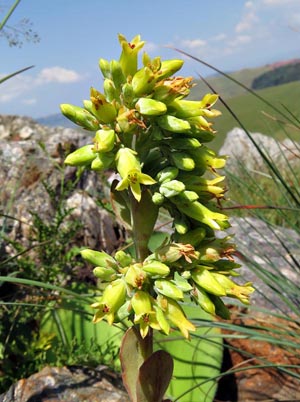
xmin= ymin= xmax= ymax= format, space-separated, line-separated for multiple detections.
xmin=61 ymin=34 xmax=254 ymax=339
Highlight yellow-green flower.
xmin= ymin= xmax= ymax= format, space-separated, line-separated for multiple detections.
xmin=91 ymin=279 xmax=126 ymax=325
xmin=115 ymin=168 xmax=156 ymax=202
xmin=157 ymin=295 xmax=196 ymax=339
xmin=131 ymin=291 xmax=161 ymax=338
xmin=118 ymin=34 xmax=145 ymax=77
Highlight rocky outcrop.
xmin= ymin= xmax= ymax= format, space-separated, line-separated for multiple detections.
xmin=220 ymin=127 xmax=300 ymax=173
xmin=0 ymin=366 xmax=130 ymax=402
xmin=0 ymin=115 xmax=122 ymax=256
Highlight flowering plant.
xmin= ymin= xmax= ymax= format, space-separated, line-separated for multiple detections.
xmin=61 ymin=34 xmax=254 ymax=402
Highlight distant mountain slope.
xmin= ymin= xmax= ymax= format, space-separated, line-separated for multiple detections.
xmin=212 ymin=81 xmax=300 ymax=150
xmin=252 ymin=61 xmax=300 ymax=89
xmin=36 ymin=114 xmax=77 ymax=128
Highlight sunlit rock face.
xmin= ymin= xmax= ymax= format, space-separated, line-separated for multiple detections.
xmin=220 ymin=127 xmax=300 ymax=172
xmin=0 ymin=114 xmax=121 ymax=257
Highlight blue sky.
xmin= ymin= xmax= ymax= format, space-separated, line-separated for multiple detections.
xmin=1 ymin=0 xmax=300 ymax=118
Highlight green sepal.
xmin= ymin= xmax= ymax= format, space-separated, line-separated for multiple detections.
xmin=80 ymin=249 xmax=118 ymax=269
xmin=191 ymin=266 xmax=226 ymax=296
xmin=157 ymin=115 xmax=191 ymax=133
xmin=60 ymin=104 xmax=99 ymax=131
xmin=135 ymin=97 xmax=167 ymax=116
xmin=171 ymin=152 xmax=195 ymax=171
xmin=159 ymin=180 xmax=185 ymax=198
xmin=154 ymin=279 xmax=184 ymax=300
xmin=64 ymin=144 xmax=96 ymax=166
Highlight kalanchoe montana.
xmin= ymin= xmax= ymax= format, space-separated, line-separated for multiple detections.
xmin=61 ymin=33 xmax=254 ymax=342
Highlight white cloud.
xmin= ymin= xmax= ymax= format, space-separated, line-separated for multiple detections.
xmin=180 ymin=38 xmax=207 ymax=49
xmin=245 ymin=1 xmax=254 ymax=8
xmin=235 ymin=6 xmax=259 ymax=33
xmin=22 ymin=98 xmax=37 ymax=105
xmin=37 ymin=66 xmax=81 ymax=83
xmin=0 ymin=65 xmax=83 ymax=104
xmin=144 ymin=41 xmax=158 ymax=53
xmin=263 ymin=0 xmax=299 ymax=5
xmin=231 ymin=35 xmax=252 ymax=46
xmin=212 ymin=33 xmax=227 ymax=41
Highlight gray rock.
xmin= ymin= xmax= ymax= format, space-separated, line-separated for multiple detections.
xmin=229 ymin=216 xmax=300 ymax=313
xmin=0 ymin=366 xmax=129 ymax=402
xmin=0 ymin=114 xmax=120 ymax=256
xmin=220 ymin=127 xmax=300 ymax=173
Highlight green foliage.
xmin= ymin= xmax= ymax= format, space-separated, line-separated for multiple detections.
xmin=189 ymin=65 xmax=272 ymax=101
xmin=0 ymin=165 xmax=116 ymax=393
xmin=252 ymin=61 xmax=300 ymax=90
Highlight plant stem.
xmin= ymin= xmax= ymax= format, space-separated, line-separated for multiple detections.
xmin=129 ymin=189 xmax=158 ymax=262
xmin=0 ymin=0 xmax=22 ymax=32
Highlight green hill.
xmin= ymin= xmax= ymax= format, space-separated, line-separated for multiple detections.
xmin=210 ymin=81 xmax=300 ymax=151
xmin=189 ymin=65 xmax=272 ymax=100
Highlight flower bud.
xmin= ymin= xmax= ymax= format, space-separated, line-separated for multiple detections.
xmin=110 ymin=59 xmax=126 ymax=89
xmin=142 ymin=260 xmax=170 ymax=277
xmin=132 ymin=66 xmax=156 ymax=96
xmin=152 ymin=192 xmax=165 ymax=205
xmin=91 ymin=152 xmax=114 ymax=171
xmin=189 ymin=145 xmax=226 ymax=169
xmin=191 ymin=285 xmax=216 ymax=315
xmin=64 ymin=144 xmax=96 ymax=166
xmin=81 ymin=249 xmax=118 ymax=269
xmin=154 ymin=279 xmax=184 ymax=300
xmin=173 ymin=213 xmax=189 ymax=235
xmin=93 ymin=266 xmax=117 ymax=281
xmin=169 ymin=99 xmax=204 ymax=118
xmin=99 ymin=58 xmax=111 ymax=79
xmin=173 ymin=190 xmax=199 ymax=204
xmin=103 ymin=78 xmax=118 ymax=102
xmin=175 ymin=227 xmax=206 ymax=248
xmin=157 ymin=115 xmax=191 ymax=133
xmin=156 ymin=59 xmax=184 ymax=81
xmin=114 ymin=250 xmax=133 ymax=267
xmin=191 ymin=266 xmax=226 ymax=296
xmin=168 ymin=137 xmax=201 ymax=150
xmin=172 ymin=272 xmax=193 ymax=292
xmin=171 ymin=152 xmax=195 ymax=171
xmin=153 ymin=305 xmax=170 ymax=335
xmin=93 ymin=129 xmax=116 ymax=153
xmin=60 ymin=104 xmax=99 ymax=131
xmin=121 ymin=83 xmax=135 ymax=107
xmin=159 ymin=180 xmax=185 ymax=198
xmin=135 ymin=98 xmax=167 ymax=116
xmin=156 ymin=166 xmax=179 ymax=183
